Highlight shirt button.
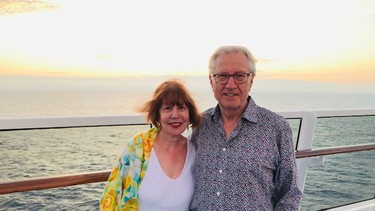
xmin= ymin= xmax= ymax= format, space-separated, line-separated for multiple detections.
xmin=222 ymin=148 xmax=226 ymax=152
xmin=216 ymin=191 xmax=220 ymax=196
xmin=219 ymin=169 xmax=223 ymax=173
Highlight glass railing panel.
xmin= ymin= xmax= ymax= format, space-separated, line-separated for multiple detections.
xmin=287 ymin=118 xmax=301 ymax=150
xmin=0 ymin=182 xmax=103 ymax=210
xmin=301 ymin=151 xmax=375 ymax=210
xmin=313 ymin=116 xmax=375 ymax=148
xmin=0 ymin=125 xmax=150 ymax=180
xmin=0 ymin=124 xmax=151 ymax=209
xmin=300 ymin=115 xmax=375 ymax=210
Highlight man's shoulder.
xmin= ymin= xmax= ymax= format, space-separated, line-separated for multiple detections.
xmin=202 ymin=107 xmax=215 ymax=119
xmin=256 ymin=106 xmax=288 ymax=124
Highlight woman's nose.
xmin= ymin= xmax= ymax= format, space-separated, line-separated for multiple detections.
xmin=171 ymin=106 xmax=179 ymax=117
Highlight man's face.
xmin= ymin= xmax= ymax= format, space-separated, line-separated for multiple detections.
xmin=210 ymin=52 xmax=254 ymax=113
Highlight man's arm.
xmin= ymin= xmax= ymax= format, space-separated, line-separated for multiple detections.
xmin=274 ymin=121 xmax=302 ymax=210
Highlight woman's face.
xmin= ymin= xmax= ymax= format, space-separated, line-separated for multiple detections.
xmin=158 ymin=103 xmax=190 ymax=137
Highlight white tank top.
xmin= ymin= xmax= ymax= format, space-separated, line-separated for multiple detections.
xmin=138 ymin=140 xmax=195 ymax=211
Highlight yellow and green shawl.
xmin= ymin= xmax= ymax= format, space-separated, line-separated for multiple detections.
xmin=100 ymin=128 xmax=157 ymax=211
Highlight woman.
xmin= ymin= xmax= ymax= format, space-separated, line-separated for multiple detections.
xmin=100 ymin=79 xmax=201 ymax=211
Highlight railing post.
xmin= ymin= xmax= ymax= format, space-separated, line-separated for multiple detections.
xmin=295 ymin=111 xmax=324 ymax=194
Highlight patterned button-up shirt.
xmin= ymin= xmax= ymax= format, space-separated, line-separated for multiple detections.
xmin=190 ymin=97 xmax=302 ymax=210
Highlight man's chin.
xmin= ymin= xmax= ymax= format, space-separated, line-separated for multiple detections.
xmin=220 ymin=104 xmax=240 ymax=111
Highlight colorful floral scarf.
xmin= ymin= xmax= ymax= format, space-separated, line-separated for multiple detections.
xmin=100 ymin=128 xmax=157 ymax=210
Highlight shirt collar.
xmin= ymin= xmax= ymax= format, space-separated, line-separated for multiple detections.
xmin=243 ymin=96 xmax=258 ymax=123
xmin=210 ymin=96 xmax=258 ymax=123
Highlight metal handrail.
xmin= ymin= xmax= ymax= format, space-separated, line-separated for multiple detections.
xmin=295 ymin=143 xmax=375 ymax=158
xmin=1 ymin=143 xmax=374 ymax=195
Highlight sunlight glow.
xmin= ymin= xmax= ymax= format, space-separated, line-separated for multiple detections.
xmin=0 ymin=0 xmax=374 ymax=84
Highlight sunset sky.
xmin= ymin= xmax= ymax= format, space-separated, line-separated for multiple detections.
xmin=0 ymin=0 xmax=375 ymax=92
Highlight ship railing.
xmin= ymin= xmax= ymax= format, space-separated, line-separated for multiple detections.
xmin=0 ymin=143 xmax=374 ymax=195
xmin=1 ymin=109 xmax=374 ymax=209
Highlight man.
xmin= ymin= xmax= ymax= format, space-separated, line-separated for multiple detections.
xmin=190 ymin=45 xmax=302 ymax=210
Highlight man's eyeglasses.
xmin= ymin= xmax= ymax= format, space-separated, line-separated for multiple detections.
xmin=211 ymin=73 xmax=252 ymax=84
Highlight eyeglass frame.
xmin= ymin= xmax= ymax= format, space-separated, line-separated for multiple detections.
xmin=210 ymin=72 xmax=253 ymax=84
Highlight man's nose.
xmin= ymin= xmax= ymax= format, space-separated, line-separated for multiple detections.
xmin=225 ymin=76 xmax=237 ymax=87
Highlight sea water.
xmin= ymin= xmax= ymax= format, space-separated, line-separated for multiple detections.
xmin=0 ymin=88 xmax=374 ymax=210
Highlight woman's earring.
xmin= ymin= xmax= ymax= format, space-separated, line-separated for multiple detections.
xmin=156 ymin=122 xmax=161 ymax=132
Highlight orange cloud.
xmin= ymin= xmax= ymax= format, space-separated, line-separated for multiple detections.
xmin=0 ymin=0 xmax=57 ymax=15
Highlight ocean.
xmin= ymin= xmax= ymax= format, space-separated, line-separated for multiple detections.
xmin=0 ymin=86 xmax=374 ymax=210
